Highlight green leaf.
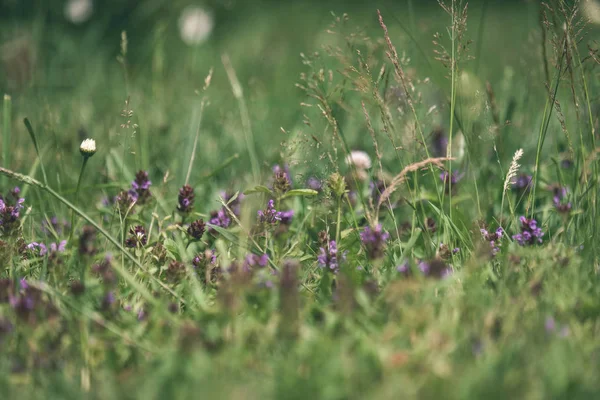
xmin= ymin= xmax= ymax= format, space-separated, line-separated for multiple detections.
xmin=243 ymin=185 xmax=273 ymax=195
xmin=281 ymin=189 xmax=319 ymax=199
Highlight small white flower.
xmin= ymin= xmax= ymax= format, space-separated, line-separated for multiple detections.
xmin=345 ymin=150 xmax=372 ymax=170
xmin=64 ymin=0 xmax=93 ymax=24
xmin=80 ymin=138 xmax=96 ymax=157
xmin=178 ymin=6 xmax=214 ymax=46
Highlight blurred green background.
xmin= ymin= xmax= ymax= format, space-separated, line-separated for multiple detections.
xmin=0 ymin=0 xmax=594 ymax=190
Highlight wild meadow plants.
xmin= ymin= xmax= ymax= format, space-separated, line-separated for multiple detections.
xmin=1 ymin=0 xmax=600 ymax=398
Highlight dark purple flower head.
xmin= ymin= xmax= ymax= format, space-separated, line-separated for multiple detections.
xmin=551 ymin=186 xmax=571 ymax=214
xmin=187 ymin=219 xmax=206 ymax=240
xmin=273 ymin=171 xmax=292 ymax=195
xmin=317 ymin=240 xmax=345 ymax=274
xmin=273 ymin=164 xmax=292 ymax=185
xmin=511 ymin=174 xmax=533 ymax=192
xmin=0 ymin=189 xmax=25 ymax=235
xmin=481 ymin=226 xmax=504 ymax=255
xmin=431 ymin=128 xmax=448 ymax=157
xmin=257 ymin=199 xmax=282 ymax=225
xmin=561 ymin=159 xmax=573 ymax=169
xmin=115 ymin=190 xmax=136 ymax=214
xmin=512 ymin=216 xmax=544 ymax=246
xmin=177 ymin=185 xmax=195 ymax=214
xmin=79 ymin=225 xmax=97 ymax=256
xmin=125 ymin=225 xmax=147 ymax=248
xmin=360 ymin=224 xmax=390 ymax=259
xmin=130 ymin=170 xmax=152 ymax=205
xmin=440 ymin=170 xmax=464 ymax=194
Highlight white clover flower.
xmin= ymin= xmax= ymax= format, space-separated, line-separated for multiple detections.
xmin=64 ymin=0 xmax=93 ymax=24
xmin=345 ymin=150 xmax=372 ymax=170
xmin=80 ymin=138 xmax=96 ymax=157
xmin=178 ymin=6 xmax=214 ymax=46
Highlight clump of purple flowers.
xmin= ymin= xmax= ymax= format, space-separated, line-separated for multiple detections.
xmin=317 ymin=240 xmax=345 ymax=274
xmin=129 ymin=170 xmax=152 ymax=205
xmin=440 ymin=170 xmax=463 ymax=194
xmin=0 ymin=187 xmax=25 ymax=236
xmin=512 ymin=216 xmax=544 ymax=246
xmin=360 ymin=224 xmax=390 ymax=259
xmin=257 ymin=199 xmax=282 ymax=226
xmin=27 ymin=240 xmax=67 ymax=257
xmin=177 ymin=185 xmax=195 ymax=214
xmin=125 ymin=225 xmax=148 ymax=248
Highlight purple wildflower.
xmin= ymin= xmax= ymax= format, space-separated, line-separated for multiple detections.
xmin=177 ymin=185 xmax=195 ymax=214
xmin=511 ymin=174 xmax=533 ymax=192
xmin=187 ymin=219 xmax=206 ymax=240
xmin=0 ymin=188 xmax=25 ymax=235
xmin=551 ymin=186 xmax=571 ymax=214
xmin=257 ymin=199 xmax=282 ymax=225
xmin=306 ymin=177 xmax=322 ymax=192
xmin=317 ymin=240 xmax=345 ymax=274
xmin=243 ymin=253 xmax=269 ymax=272
xmin=130 ymin=170 xmax=152 ymax=204
xmin=369 ymin=180 xmax=387 ymax=207
xmin=360 ymin=224 xmax=390 ymax=259
xmin=41 ymin=216 xmax=70 ymax=236
xmin=396 ymin=261 xmax=411 ymax=275
xmin=481 ymin=226 xmax=504 ymax=255
xmin=209 ymin=208 xmax=231 ymax=229
xmin=273 ymin=164 xmax=292 ymax=185
xmin=125 ymin=225 xmax=147 ymax=248
xmin=115 ymin=190 xmax=136 ymax=214
xmin=512 ymin=216 xmax=544 ymax=246
xmin=280 ymin=209 xmax=294 ymax=225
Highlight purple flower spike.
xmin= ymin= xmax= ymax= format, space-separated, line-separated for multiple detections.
xmin=257 ymin=199 xmax=282 ymax=225
xmin=317 ymin=240 xmax=345 ymax=274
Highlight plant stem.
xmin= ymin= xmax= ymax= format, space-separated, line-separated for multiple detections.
xmin=70 ymin=157 xmax=89 ymax=242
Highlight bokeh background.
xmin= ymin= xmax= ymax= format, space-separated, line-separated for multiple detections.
xmin=1 ymin=0 xmax=599 ymax=189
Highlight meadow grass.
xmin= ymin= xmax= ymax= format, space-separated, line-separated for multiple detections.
xmin=1 ymin=1 xmax=600 ymax=399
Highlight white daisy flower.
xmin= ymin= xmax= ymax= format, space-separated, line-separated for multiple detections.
xmin=80 ymin=138 xmax=96 ymax=157
xmin=64 ymin=0 xmax=93 ymax=24
xmin=179 ymin=7 xmax=214 ymax=46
